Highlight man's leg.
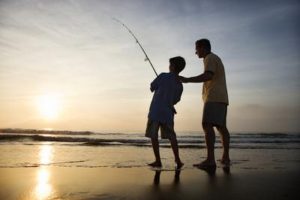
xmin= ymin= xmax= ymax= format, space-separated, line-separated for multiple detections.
xmin=216 ymin=125 xmax=230 ymax=164
xmin=202 ymin=123 xmax=216 ymax=165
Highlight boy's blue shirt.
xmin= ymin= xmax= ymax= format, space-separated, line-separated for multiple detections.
xmin=148 ymin=72 xmax=183 ymax=125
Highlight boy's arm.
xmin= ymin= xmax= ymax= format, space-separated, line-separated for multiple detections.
xmin=150 ymin=74 xmax=162 ymax=92
xmin=174 ymin=85 xmax=183 ymax=105
xmin=172 ymin=85 xmax=183 ymax=114
xmin=179 ymin=71 xmax=213 ymax=83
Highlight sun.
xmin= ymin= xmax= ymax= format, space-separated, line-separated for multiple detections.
xmin=37 ymin=94 xmax=61 ymax=120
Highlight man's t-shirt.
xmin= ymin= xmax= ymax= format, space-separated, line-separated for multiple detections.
xmin=203 ymin=53 xmax=229 ymax=104
xmin=148 ymin=72 xmax=183 ymax=125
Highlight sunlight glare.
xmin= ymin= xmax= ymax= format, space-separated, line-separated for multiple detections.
xmin=35 ymin=144 xmax=54 ymax=200
xmin=39 ymin=144 xmax=53 ymax=165
xmin=37 ymin=94 xmax=61 ymax=120
xmin=35 ymin=168 xmax=52 ymax=200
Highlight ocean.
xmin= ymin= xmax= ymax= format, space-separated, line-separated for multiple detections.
xmin=0 ymin=131 xmax=300 ymax=169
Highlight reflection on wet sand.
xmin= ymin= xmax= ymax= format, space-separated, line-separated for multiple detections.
xmin=153 ymin=170 xmax=181 ymax=186
xmin=35 ymin=168 xmax=51 ymax=200
xmin=39 ymin=144 xmax=53 ymax=165
xmin=198 ymin=166 xmax=231 ymax=177
xmin=149 ymin=170 xmax=183 ymax=200
xmin=34 ymin=143 xmax=54 ymax=200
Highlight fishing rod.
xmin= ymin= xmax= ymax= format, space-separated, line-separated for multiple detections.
xmin=112 ymin=17 xmax=158 ymax=77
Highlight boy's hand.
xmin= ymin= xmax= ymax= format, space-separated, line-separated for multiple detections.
xmin=172 ymin=107 xmax=177 ymax=114
xmin=179 ymin=76 xmax=189 ymax=83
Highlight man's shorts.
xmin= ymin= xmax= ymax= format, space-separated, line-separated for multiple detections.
xmin=145 ymin=119 xmax=176 ymax=140
xmin=202 ymin=102 xmax=228 ymax=127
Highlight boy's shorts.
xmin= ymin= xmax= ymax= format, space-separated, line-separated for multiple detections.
xmin=145 ymin=119 xmax=176 ymax=140
xmin=202 ymin=102 xmax=228 ymax=127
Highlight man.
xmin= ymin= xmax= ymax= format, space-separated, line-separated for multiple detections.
xmin=180 ymin=39 xmax=230 ymax=168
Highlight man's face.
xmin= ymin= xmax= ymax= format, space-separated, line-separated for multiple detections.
xmin=195 ymin=45 xmax=205 ymax=58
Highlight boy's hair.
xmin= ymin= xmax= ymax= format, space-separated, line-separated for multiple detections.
xmin=196 ymin=39 xmax=211 ymax=53
xmin=169 ymin=56 xmax=185 ymax=74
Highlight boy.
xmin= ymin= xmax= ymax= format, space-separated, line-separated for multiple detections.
xmin=145 ymin=56 xmax=185 ymax=169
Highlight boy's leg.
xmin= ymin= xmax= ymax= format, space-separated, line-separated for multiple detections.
xmin=150 ymin=138 xmax=162 ymax=166
xmin=145 ymin=120 xmax=162 ymax=167
xmin=216 ymin=125 xmax=230 ymax=164
xmin=162 ymin=124 xmax=184 ymax=168
xmin=169 ymin=137 xmax=184 ymax=168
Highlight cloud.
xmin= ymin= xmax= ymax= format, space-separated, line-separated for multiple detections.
xmin=229 ymin=104 xmax=300 ymax=132
xmin=0 ymin=0 xmax=299 ymax=132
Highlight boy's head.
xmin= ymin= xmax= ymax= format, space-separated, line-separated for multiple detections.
xmin=169 ymin=56 xmax=185 ymax=74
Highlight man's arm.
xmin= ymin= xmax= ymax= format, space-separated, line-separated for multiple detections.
xmin=179 ymin=71 xmax=213 ymax=83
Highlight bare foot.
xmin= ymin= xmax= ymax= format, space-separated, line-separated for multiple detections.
xmin=220 ymin=158 xmax=231 ymax=166
xmin=176 ymin=162 xmax=184 ymax=170
xmin=148 ymin=161 xmax=162 ymax=168
xmin=194 ymin=160 xmax=216 ymax=169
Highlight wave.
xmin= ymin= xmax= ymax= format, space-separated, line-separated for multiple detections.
xmin=1 ymin=133 xmax=300 ymax=149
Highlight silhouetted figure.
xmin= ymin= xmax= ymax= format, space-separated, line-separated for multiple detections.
xmin=152 ymin=170 xmax=181 ymax=186
xmin=222 ymin=166 xmax=231 ymax=175
xmin=153 ymin=171 xmax=161 ymax=186
xmin=146 ymin=57 xmax=186 ymax=169
xmin=180 ymin=39 xmax=231 ymax=169
xmin=201 ymin=165 xmax=217 ymax=177
xmin=173 ymin=170 xmax=181 ymax=185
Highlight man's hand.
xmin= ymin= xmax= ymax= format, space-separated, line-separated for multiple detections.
xmin=179 ymin=72 xmax=213 ymax=83
xmin=179 ymin=76 xmax=189 ymax=83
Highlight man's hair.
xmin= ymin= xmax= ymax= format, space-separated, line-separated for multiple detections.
xmin=196 ymin=39 xmax=211 ymax=52
xmin=169 ymin=56 xmax=186 ymax=74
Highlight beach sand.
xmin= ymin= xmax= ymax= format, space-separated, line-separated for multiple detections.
xmin=0 ymin=136 xmax=300 ymax=200
xmin=1 ymin=162 xmax=299 ymax=200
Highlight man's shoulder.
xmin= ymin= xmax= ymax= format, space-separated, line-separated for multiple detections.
xmin=204 ymin=53 xmax=223 ymax=67
xmin=206 ymin=52 xmax=220 ymax=60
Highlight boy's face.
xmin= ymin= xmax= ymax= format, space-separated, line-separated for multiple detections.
xmin=169 ymin=65 xmax=175 ymax=72
xmin=195 ymin=44 xmax=205 ymax=58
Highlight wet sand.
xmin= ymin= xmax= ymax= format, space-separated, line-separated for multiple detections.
xmin=1 ymin=136 xmax=300 ymax=200
xmin=0 ymin=165 xmax=299 ymax=200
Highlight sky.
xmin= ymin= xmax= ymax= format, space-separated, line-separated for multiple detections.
xmin=0 ymin=0 xmax=299 ymax=133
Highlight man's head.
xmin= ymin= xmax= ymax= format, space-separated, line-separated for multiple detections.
xmin=195 ymin=39 xmax=211 ymax=58
xmin=169 ymin=56 xmax=186 ymax=74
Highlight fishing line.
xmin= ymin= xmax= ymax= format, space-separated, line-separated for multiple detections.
xmin=112 ymin=17 xmax=158 ymax=77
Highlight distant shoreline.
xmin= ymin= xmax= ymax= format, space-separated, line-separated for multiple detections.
xmin=0 ymin=128 xmax=299 ymax=135
xmin=0 ymin=128 xmax=94 ymax=135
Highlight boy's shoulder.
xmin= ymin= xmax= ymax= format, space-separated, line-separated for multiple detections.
xmin=159 ymin=72 xmax=176 ymax=78
xmin=156 ymin=72 xmax=171 ymax=81
xmin=160 ymin=72 xmax=182 ymax=86
xmin=158 ymin=72 xmax=169 ymax=77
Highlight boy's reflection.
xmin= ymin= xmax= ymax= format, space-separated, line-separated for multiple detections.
xmin=153 ymin=170 xmax=181 ymax=186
